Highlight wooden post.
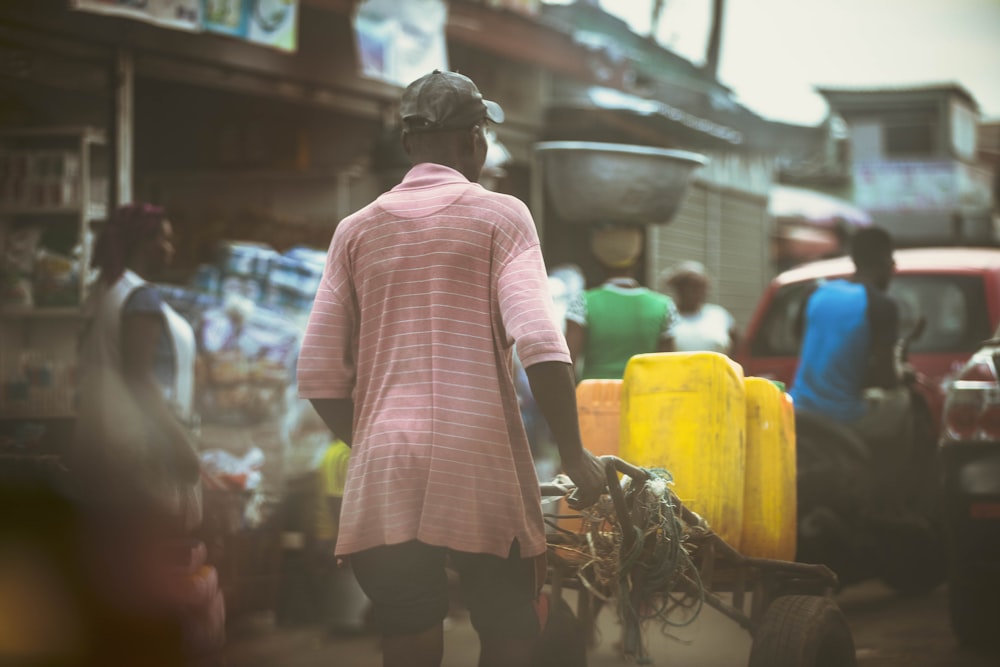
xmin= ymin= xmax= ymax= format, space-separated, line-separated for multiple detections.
xmin=109 ymin=46 xmax=133 ymax=208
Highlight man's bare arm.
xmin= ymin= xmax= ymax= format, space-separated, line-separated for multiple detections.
xmin=524 ymin=361 xmax=605 ymax=508
xmin=309 ymin=398 xmax=355 ymax=447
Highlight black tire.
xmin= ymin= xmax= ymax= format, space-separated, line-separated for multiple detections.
xmin=748 ymin=595 xmax=856 ymax=667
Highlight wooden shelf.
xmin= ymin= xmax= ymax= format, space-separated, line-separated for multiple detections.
xmin=0 ymin=126 xmax=106 ymax=144
xmin=0 ymin=203 xmax=107 ymax=220
xmin=0 ymin=412 xmax=77 ymax=421
xmin=1 ymin=306 xmax=87 ymax=319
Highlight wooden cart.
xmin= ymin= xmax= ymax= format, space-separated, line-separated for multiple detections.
xmin=543 ymin=456 xmax=856 ymax=667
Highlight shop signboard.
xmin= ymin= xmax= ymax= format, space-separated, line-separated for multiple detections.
xmin=71 ymin=0 xmax=298 ymax=52
xmin=353 ymin=0 xmax=448 ymax=88
xmin=71 ymin=0 xmax=201 ymax=31
xmin=244 ymin=0 xmax=298 ymax=52
xmin=853 ymin=160 xmax=993 ymax=213
xmin=202 ymin=0 xmax=247 ymax=36
xmin=854 ymin=161 xmax=958 ymax=212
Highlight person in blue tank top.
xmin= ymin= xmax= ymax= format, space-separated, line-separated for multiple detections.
xmin=790 ymin=226 xmax=909 ymax=441
xmin=791 ymin=226 xmax=924 ymax=522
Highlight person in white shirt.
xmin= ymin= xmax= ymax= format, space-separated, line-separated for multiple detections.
xmin=660 ymin=261 xmax=739 ymax=355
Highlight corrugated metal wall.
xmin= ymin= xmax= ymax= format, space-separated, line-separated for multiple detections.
xmin=647 ymin=182 xmax=772 ymax=331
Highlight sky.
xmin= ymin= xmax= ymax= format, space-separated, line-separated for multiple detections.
xmin=546 ymin=0 xmax=1000 ymax=126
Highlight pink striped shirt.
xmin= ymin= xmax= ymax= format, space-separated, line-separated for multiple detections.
xmin=297 ymin=163 xmax=570 ymax=558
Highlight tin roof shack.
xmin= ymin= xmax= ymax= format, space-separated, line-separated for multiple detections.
xmin=978 ymin=119 xmax=1000 ymax=235
xmin=819 ymin=84 xmax=996 ymax=247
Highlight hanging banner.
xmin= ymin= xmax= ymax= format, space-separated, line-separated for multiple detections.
xmin=202 ymin=0 xmax=248 ymax=36
xmin=245 ymin=0 xmax=299 ymax=52
xmin=353 ymin=0 xmax=448 ymax=88
xmin=71 ymin=0 xmax=298 ymax=52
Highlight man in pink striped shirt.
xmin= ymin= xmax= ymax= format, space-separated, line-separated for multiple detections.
xmin=297 ymin=70 xmax=605 ymax=667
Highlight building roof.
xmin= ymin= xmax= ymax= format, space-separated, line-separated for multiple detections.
xmin=540 ymin=1 xmax=728 ymax=99
xmin=548 ymin=83 xmax=744 ymax=145
xmin=817 ymin=83 xmax=980 ymax=111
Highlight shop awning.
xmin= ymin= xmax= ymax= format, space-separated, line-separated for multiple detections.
xmin=548 ymin=83 xmax=743 ymax=147
xmin=769 ymin=184 xmax=872 ymax=228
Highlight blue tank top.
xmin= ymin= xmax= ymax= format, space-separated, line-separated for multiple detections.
xmin=790 ymin=280 xmax=870 ymax=423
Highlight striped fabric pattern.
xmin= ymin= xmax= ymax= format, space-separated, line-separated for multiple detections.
xmin=297 ymin=163 xmax=570 ymax=558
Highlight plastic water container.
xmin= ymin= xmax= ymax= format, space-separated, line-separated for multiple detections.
xmin=559 ymin=379 xmax=623 ymax=532
xmin=576 ymin=379 xmax=623 ymax=458
xmin=619 ymin=352 xmax=746 ymax=549
xmin=741 ymin=378 xmax=797 ymax=560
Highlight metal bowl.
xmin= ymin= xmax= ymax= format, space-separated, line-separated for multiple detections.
xmin=534 ymin=141 xmax=707 ymax=225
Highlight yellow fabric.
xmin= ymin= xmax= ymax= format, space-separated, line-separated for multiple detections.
xmin=316 ymin=441 xmax=351 ymax=542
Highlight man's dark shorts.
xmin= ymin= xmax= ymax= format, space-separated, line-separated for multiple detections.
xmin=350 ymin=539 xmax=540 ymax=639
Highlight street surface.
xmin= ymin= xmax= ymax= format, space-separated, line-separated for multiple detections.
xmin=224 ymin=581 xmax=1000 ymax=667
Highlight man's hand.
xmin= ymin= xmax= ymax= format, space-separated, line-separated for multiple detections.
xmin=561 ymin=449 xmax=607 ymax=510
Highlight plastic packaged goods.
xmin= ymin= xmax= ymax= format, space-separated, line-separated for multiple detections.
xmin=619 ymin=352 xmax=746 ymax=549
xmin=741 ymin=378 xmax=797 ymax=561
xmin=216 ymin=241 xmax=277 ymax=278
xmin=559 ymin=379 xmax=623 ymax=532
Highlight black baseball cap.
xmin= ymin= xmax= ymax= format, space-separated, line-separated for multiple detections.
xmin=400 ymin=70 xmax=505 ymax=133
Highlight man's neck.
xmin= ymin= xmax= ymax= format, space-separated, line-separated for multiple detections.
xmin=852 ymin=270 xmax=880 ymax=287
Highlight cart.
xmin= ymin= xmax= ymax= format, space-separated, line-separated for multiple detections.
xmin=542 ymin=456 xmax=856 ymax=667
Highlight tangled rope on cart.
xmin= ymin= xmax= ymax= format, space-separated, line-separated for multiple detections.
xmin=547 ymin=468 xmax=706 ymax=637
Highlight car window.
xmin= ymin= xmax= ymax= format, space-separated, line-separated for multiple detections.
xmin=751 ymin=281 xmax=818 ymax=357
xmin=751 ymin=274 xmax=991 ymax=357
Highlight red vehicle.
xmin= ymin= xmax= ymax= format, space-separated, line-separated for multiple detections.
xmin=736 ymin=247 xmax=1000 ymax=431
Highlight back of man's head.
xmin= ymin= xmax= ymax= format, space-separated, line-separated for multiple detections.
xmin=400 ymin=70 xmax=504 ymax=135
xmin=849 ymin=226 xmax=893 ymax=271
xmin=398 ymin=70 xmax=504 ymax=182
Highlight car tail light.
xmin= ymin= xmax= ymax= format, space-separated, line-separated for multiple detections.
xmin=943 ymin=351 xmax=1000 ymax=442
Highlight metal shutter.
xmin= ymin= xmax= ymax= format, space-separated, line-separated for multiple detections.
xmin=647 ymin=182 xmax=709 ymax=291
xmin=717 ymin=190 xmax=771 ymax=330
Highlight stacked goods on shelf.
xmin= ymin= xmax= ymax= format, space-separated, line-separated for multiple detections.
xmin=0 ymin=130 xmax=107 ymax=314
xmin=741 ymin=377 xmax=797 ymax=560
xmin=0 ymin=226 xmax=40 ymax=308
xmin=194 ymin=300 xmax=299 ymax=425
xmin=619 ymin=352 xmax=747 ymax=549
xmin=191 ymin=242 xmax=326 ymax=327
xmin=0 ymin=351 xmax=76 ymax=417
xmin=263 ymin=246 xmax=326 ymax=325
xmin=0 ymin=226 xmax=83 ymax=309
xmin=0 ymin=149 xmax=82 ymax=211
xmin=159 ymin=285 xmax=300 ymax=428
xmin=216 ymin=240 xmax=278 ymax=305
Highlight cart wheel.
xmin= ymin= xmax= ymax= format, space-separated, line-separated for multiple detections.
xmin=748 ymin=595 xmax=856 ymax=667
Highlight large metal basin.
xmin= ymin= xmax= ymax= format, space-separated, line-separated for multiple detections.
xmin=535 ymin=141 xmax=707 ymax=225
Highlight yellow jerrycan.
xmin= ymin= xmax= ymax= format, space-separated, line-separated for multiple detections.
xmin=560 ymin=379 xmax=623 ymax=532
xmin=741 ymin=378 xmax=797 ymax=560
xmin=619 ymin=352 xmax=746 ymax=549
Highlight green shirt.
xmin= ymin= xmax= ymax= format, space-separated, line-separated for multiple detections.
xmin=569 ymin=279 xmax=677 ymax=380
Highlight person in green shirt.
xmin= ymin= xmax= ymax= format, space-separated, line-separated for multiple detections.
xmin=565 ymin=225 xmax=678 ymax=380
